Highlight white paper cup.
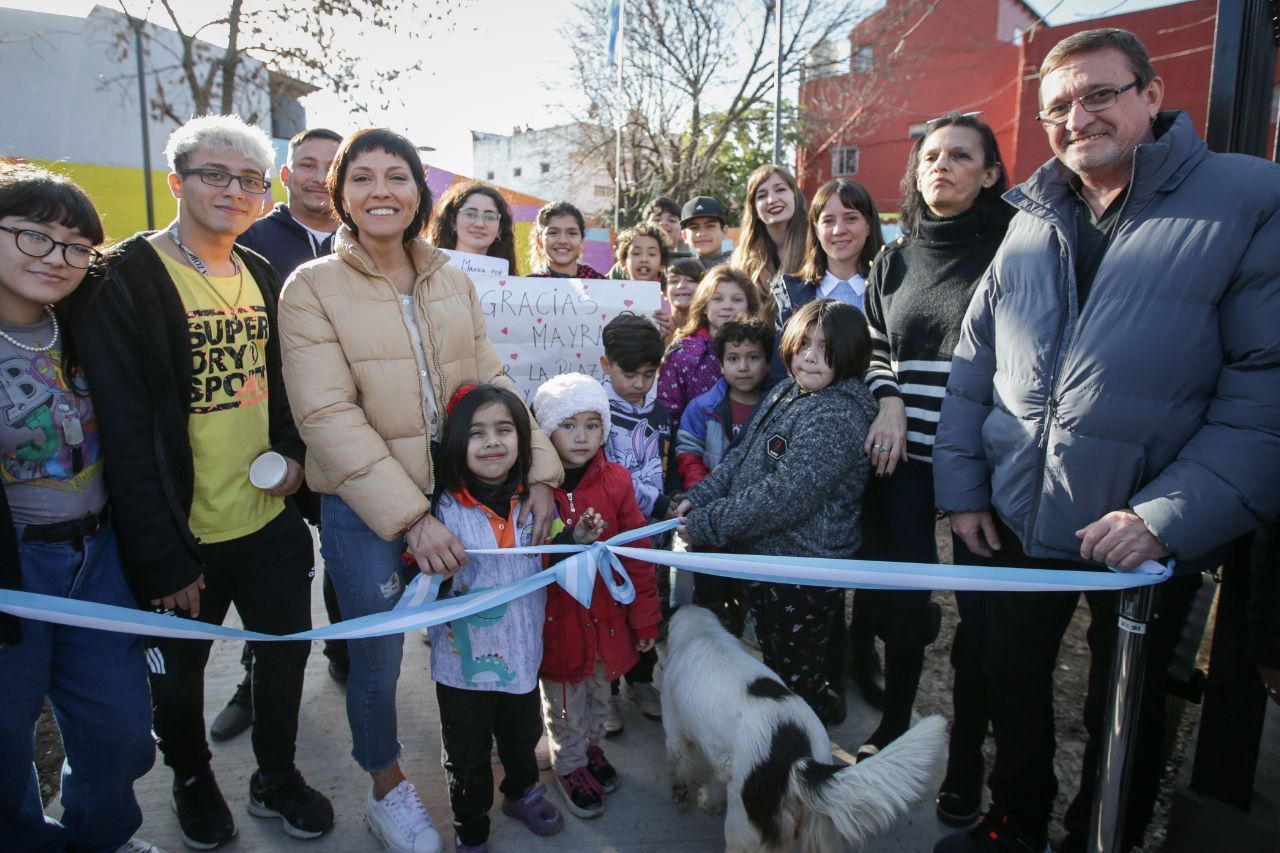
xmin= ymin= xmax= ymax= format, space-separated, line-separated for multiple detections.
xmin=249 ymin=451 xmax=288 ymax=490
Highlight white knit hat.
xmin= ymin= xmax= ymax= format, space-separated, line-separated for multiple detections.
xmin=531 ymin=373 xmax=612 ymax=437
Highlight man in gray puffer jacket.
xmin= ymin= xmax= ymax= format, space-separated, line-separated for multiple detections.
xmin=933 ymin=28 xmax=1280 ymax=853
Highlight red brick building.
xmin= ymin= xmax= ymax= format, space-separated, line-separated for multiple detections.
xmin=795 ymin=0 xmax=1277 ymax=213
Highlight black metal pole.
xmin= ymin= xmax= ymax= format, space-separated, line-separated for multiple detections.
xmin=129 ymin=15 xmax=155 ymax=231
xmin=1089 ymin=584 xmax=1156 ymax=853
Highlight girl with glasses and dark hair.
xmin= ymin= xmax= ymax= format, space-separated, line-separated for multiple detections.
xmin=854 ymin=112 xmax=1013 ymax=828
xmin=427 ymin=180 xmax=519 ymax=274
xmin=0 ymin=163 xmax=158 ymax=853
xmin=279 ymin=128 xmax=565 ymax=852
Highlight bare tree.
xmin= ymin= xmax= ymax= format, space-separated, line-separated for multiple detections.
xmin=563 ymin=0 xmax=871 ymax=224
xmin=797 ymin=0 xmax=944 ymax=187
xmin=563 ymin=0 xmax=942 ymax=224
xmin=105 ymin=0 xmax=461 ymax=127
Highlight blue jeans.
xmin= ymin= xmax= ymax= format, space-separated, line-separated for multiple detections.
xmin=0 ymin=522 xmax=155 ymax=852
xmin=320 ymin=494 xmax=416 ymax=773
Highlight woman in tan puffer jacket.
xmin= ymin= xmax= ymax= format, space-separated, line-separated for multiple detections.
xmin=278 ymin=128 xmax=561 ymax=850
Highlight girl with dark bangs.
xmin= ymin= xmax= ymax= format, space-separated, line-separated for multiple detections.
xmin=0 ymin=163 xmax=157 ymax=851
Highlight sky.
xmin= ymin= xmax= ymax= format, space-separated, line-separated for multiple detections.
xmin=2 ymin=0 xmax=1189 ymax=175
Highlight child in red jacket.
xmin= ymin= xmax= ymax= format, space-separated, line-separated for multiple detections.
xmin=531 ymin=373 xmax=660 ymax=821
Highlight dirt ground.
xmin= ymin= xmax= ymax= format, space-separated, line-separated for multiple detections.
xmin=35 ymin=519 xmax=1205 ymax=852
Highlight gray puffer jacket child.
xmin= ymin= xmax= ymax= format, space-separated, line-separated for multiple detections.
xmin=684 ymin=375 xmax=878 ymax=558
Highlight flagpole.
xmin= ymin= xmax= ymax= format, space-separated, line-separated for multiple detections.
xmin=614 ymin=0 xmax=626 ymax=227
xmin=772 ymin=0 xmax=784 ymax=165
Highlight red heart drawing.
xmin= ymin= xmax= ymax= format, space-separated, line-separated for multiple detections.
xmin=535 ymin=317 xmax=543 ymax=324
xmin=509 ymin=353 xmax=518 ymax=360
xmin=500 ymin=327 xmax=508 ymax=335
xmin=600 ymin=314 xmax=607 ymax=320
xmin=498 ymin=279 xmax=507 ymax=286
xmin=623 ymin=299 xmax=634 ymax=307
xmin=575 ymin=353 xmax=582 ymax=359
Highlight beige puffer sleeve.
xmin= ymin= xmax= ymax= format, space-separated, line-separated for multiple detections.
xmin=461 ymin=272 xmax=563 ymax=489
xmin=278 ymin=267 xmax=430 ymax=539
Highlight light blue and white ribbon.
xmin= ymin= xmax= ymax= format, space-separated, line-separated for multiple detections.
xmin=0 ymin=518 xmax=1170 ymax=642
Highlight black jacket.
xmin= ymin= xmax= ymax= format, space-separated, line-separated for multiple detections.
xmin=237 ymin=203 xmax=333 ymax=284
xmin=68 ymin=234 xmax=304 ymax=603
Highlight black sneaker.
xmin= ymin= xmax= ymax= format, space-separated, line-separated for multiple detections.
xmin=209 ymin=679 xmax=252 ymax=742
xmin=248 ymin=768 xmax=334 ymax=839
xmin=933 ymin=811 xmax=1050 ymax=853
xmin=171 ymin=769 xmax=236 ymax=850
xmin=585 ymin=745 xmax=619 ymax=793
xmin=936 ymin=786 xmax=982 ymax=826
xmin=327 ymin=658 xmax=349 ymax=685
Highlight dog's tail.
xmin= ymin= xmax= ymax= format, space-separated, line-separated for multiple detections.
xmin=790 ymin=715 xmax=947 ymax=849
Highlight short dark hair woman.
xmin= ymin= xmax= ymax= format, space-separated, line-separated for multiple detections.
xmin=279 ymin=128 xmax=563 ymax=851
xmin=855 ymin=113 xmax=1013 ymax=830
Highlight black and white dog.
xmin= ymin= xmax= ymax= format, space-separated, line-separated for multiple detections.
xmin=661 ymin=605 xmax=947 ymax=852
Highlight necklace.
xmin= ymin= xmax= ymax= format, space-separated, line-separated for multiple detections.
xmin=0 ymin=305 xmax=59 ymax=352
xmin=167 ymin=222 xmax=245 ymax=310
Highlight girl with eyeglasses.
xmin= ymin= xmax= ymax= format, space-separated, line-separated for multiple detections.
xmin=0 ymin=163 xmax=158 ymax=852
xmin=427 ymin=180 xmax=519 ymax=273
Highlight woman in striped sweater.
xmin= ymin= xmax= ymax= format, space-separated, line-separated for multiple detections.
xmin=856 ymin=114 xmax=1013 ymax=828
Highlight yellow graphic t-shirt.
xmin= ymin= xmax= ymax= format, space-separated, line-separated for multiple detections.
xmin=160 ymin=253 xmax=283 ymax=543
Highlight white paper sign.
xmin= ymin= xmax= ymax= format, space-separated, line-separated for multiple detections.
xmin=441 ymin=248 xmax=510 ymax=276
xmin=472 ymin=275 xmax=661 ymax=399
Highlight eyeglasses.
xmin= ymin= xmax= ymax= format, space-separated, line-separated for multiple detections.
xmin=1036 ymin=80 xmax=1141 ymax=127
xmin=0 ymin=225 xmax=101 ymax=269
xmin=458 ymin=208 xmax=500 ymax=225
xmin=179 ymin=168 xmax=271 ymax=194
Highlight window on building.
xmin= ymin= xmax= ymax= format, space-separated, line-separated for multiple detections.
xmin=805 ymin=38 xmax=848 ymax=80
xmin=513 ymin=166 xmax=522 ymax=177
xmin=540 ymin=162 xmax=551 ymax=174
xmin=594 ymin=185 xmax=614 ymax=197
xmin=908 ymin=122 xmax=928 ymax=139
xmin=832 ymin=147 xmax=859 ymax=176
xmin=853 ymin=44 xmax=873 ymax=72
xmin=486 ymin=170 xmax=495 ymax=180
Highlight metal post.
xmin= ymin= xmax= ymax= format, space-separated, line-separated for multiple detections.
xmin=1088 ymin=584 xmax=1156 ymax=853
xmin=613 ymin=0 xmax=626 ymax=227
xmin=1206 ymin=0 xmax=1278 ymax=157
xmin=129 ymin=15 xmax=155 ymax=230
xmin=772 ymin=0 xmax=784 ymax=165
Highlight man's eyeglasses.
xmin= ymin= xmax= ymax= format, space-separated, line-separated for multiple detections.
xmin=1036 ymin=80 xmax=1141 ymax=127
xmin=458 ymin=208 xmax=501 ymax=225
xmin=179 ymin=168 xmax=271 ymax=195
xmin=0 ymin=225 xmax=101 ymax=269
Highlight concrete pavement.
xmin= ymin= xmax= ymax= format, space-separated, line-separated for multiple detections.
xmin=66 ymin=534 xmax=958 ymax=852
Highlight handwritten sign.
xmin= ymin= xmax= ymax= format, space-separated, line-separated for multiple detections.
xmin=472 ymin=275 xmax=661 ymax=399
xmin=441 ymin=248 xmax=510 ymax=277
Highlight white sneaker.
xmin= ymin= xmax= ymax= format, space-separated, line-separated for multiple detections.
xmin=366 ymin=781 xmax=443 ymax=853
xmin=603 ymin=693 xmax=624 ymax=737
xmin=623 ymin=681 xmax=662 ymax=720
xmin=117 ymin=840 xmax=166 ymax=853
xmin=419 ymin=628 xmax=431 ymax=645
xmin=535 ymin=732 xmax=551 ymax=770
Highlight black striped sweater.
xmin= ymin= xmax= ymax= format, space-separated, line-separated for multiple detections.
xmin=864 ymin=197 xmax=1013 ymax=462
